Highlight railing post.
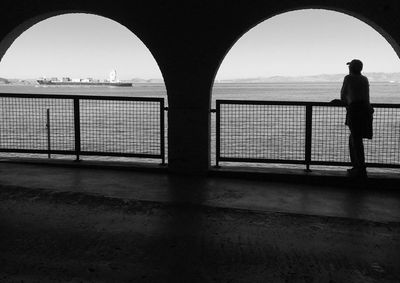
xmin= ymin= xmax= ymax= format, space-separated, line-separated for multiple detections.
xmin=46 ymin=108 xmax=51 ymax=159
xmin=215 ymin=101 xmax=221 ymax=168
xmin=305 ymin=104 xmax=312 ymax=172
xmin=73 ymin=98 xmax=81 ymax=162
xmin=160 ymin=100 xmax=166 ymax=165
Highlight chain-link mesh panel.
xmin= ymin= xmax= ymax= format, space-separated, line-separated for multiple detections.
xmin=80 ymin=99 xmax=161 ymax=155
xmin=219 ymin=103 xmax=305 ymax=161
xmin=312 ymin=106 xmax=400 ymax=165
xmin=312 ymin=106 xmax=349 ymax=162
xmin=365 ymin=107 xmax=400 ymax=165
xmin=0 ymin=97 xmax=74 ymax=151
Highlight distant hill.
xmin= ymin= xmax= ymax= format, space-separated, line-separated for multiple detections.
xmin=0 ymin=77 xmax=10 ymax=84
xmin=0 ymin=78 xmax=165 ymax=85
xmin=129 ymin=78 xmax=165 ymax=83
xmin=219 ymin=72 xmax=400 ymax=83
xmin=0 ymin=78 xmax=37 ymax=85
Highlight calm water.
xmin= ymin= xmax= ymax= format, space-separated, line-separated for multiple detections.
xmin=1 ymin=81 xmax=400 ymax=103
xmin=1 ymin=82 xmax=400 ymax=170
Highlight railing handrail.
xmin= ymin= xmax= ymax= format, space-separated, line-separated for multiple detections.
xmin=215 ymin=99 xmax=400 ymax=108
xmin=2 ymin=94 xmax=399 ymax=107
xmin=0 ymin=92 xmax=164 ymax=102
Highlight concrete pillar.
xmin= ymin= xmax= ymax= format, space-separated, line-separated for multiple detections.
xmin=166 ymin=75 xmax=212 ymax=174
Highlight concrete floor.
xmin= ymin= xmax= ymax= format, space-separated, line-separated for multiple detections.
xmin=1 ymin=161 xmax=400 ymax=282
xmin=0 ymin=161 xmax=399 ymax=223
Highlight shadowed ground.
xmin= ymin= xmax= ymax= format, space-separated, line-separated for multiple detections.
xmin=0 ymin=185 xmax=399 ymax=283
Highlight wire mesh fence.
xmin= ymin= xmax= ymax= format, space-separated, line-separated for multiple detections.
xmin=365 ymin=107 xmax=400 ymax=165
xmin=80 ymin=99 xmax=162 ymax=156
xmin=0 ymin=94 xmax=165 ymax=163
xmin=216 ymin=100 xmax=400 ymax=169
xmin=2 ymin=94 xmax=399 ymax=169
xmin=0 ymin=96 xmax=74 ymax=152
xmin=311 ymin=106 xmax=348 ymax=163
xmin=218 ymin=102 xmax=305 ymax=162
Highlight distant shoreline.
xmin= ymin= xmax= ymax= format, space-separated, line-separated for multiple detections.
xmin=2 ymin=71 xmax=400 ymax=85
xmin=1 ymin=81 xmax=400 ymax=87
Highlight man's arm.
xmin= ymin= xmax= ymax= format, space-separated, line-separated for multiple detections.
xmin=331 ymin=76 xmax=347 ymax=105
xmin=340 ymin=76 xmax=348 ymax=102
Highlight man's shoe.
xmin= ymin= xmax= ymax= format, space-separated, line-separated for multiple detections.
xmin=347 ymin=167 xmax=367 ymax=177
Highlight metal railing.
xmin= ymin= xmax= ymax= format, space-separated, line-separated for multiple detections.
xmin=215 ymin=100 xmax=400 ymax=169
xmin=2 ymin=94 xmax=399 ymax=170
xmin=0 ymin=93 xmax=165 ymax=164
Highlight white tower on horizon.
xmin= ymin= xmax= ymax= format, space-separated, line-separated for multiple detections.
xmin=109 ymin=69 xmax=117 ymax=82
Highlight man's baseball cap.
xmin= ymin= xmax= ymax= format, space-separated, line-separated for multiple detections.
xmin=346 ymin=59 xmax=363 ymax=71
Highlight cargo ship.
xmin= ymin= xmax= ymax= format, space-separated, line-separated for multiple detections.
xmin=37 ymin=70 xmax=133 ymax=87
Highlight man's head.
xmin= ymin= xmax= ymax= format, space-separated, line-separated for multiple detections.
xmin=347 ymin=59 xmax=363 ymax=74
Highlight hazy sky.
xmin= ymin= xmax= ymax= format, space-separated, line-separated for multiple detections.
xmin=0 ymin=10 xmax=399 ymax=80
xmin=0 ymin=14 xmax=161 ymax=80
xmin=217 ymin=9 xmax=400 ymax=79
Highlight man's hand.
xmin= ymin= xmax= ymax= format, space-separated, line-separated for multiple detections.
xmin=330 ymin=99 xmax=344 ymax=106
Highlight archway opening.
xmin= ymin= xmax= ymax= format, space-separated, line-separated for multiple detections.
xmin=211 ymin=9 xmax=400 ymax=173
xmin=0 ymin=13 xmax=167 ymax=165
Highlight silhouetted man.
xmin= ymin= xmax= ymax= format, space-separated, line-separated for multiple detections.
xmin=339 ymin=59 xmax=373 ymax=177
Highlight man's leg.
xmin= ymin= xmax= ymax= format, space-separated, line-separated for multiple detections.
xmin=349 ymin=133 xmax=366 ymax=173
xmin=349 ymin=134 xmax=355 ymax=167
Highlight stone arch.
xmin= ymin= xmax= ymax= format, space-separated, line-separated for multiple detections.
xmin=0 ymin=11 xmax=167 ymax=165
xmin=209 ymin=6 xmax=400 ymax=169
xmin=1 ymin=2 xmax=399 ymax=174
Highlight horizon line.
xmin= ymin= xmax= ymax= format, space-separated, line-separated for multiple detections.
xmin=2 ymin=71 xmax=400 ymax=82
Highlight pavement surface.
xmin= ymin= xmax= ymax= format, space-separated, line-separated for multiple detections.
xmin=0 ymin=161 xmax=400 ymax=282
xmin=0 ymin=162 xmax=399 ymax=222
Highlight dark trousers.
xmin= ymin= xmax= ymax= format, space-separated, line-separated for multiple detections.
xmin=349 ymin=133 xmax=365 ymax=169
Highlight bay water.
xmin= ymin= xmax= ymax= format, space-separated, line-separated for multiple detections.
xmin=1 ymin=81 xmax=400 ymax=103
